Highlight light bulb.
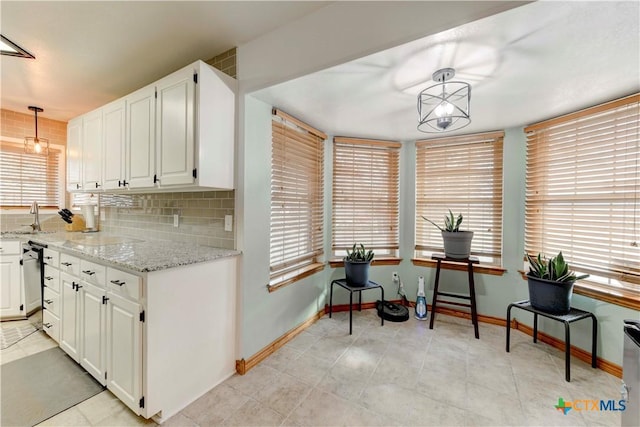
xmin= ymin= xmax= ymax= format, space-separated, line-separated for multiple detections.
xmin=434 ymin=101 xmax=454 ymax=117
xmin=34 ymin=141 xmax=42 ymax=153
xmin=444 ymin=102 xmax=454 ymax=115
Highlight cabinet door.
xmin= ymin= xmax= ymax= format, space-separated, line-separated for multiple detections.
xmin=82 ymin=109 xmax=103 ymax=190
xmin=126 ymin=85 xmax=156 ymax=189
xmin=0 ymin=255 xmax=22 ymax=319
xmin=67 ymin=117 xmax=83 ymax=191
xmin=60 ymin=273 xmax=80 ymax=362
xmin=106 ymin=292 xmax=142 ymax=415
xmin=156 ymin=67 xmax=195 ymax=187
xmin=80 ymin=282 xmax=107 ymax=385
xmin=102 ymin=99 xmax=126 ymax=190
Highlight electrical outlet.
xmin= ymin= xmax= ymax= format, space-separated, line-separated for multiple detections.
xmin=173 ymin=214 xmax=179 ymax=227
xmin=224 ymin=215 xmax=233 ymax=232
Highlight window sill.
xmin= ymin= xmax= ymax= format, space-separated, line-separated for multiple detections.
xmin=268 ymin=263 xmax=325 ymax=293
xmin=412 ymin=258 xmax=506 ymax=276
xmin=518 ymin=271 xmax=640 ymax=311
xmin=328 ymin=257 xmax=402 ymax=268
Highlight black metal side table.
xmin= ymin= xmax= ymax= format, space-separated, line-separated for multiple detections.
xmin=429 ymin=253 xmax=480 ymax=339
xmin=506 ymin=300 xmax=597 ymax=382
xmin=329 ymin=279 xmax=384 ymax=335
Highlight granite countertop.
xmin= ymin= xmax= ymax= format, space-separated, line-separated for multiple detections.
xmin=1 ymin=231 xmax=240 ymax=273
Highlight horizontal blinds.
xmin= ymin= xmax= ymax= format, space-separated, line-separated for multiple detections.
xmin=270 ymin=110 xmax=324 ymax=278
xmin=524 ymin=94 xmax=640 ymax=284
xmin=332 ymin=137 xmax=401 ymax=253
xmin=0 ymin=142 xmax=61 ymax=207
xmin=415 ymin=131 xmax=504 ymax=260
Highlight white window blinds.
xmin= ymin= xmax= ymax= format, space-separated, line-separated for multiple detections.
xmin=0 ymin=141 xmax=61 ymax=207
xmin=415 ymin=131 xmax=504 ymax=263
xmin=332 ymin=137 xmax=401 ymax=256
xmin=525 ymin=94 xmax=640 ymax=286
xmin=270 ymin=109 xmax=325 ymax=281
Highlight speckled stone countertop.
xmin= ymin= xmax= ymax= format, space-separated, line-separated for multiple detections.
xmin=1 ymin=231 xmax=240 ymax=273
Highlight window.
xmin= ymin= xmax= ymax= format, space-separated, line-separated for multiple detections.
xmin=0 ymin=141 xmax=61 ymax=208
xmin=415 ymin=131 xmax=504 ymax=265
xmin=525 ymin=94 xmax=639 ymax=297
xmin=269 ymin=109 xmax=326 ymax=290
xmin=332 ymin=137 xmax=401 ymax=260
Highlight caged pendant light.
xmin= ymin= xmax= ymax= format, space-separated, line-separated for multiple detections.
xmin=24 ymin=106 xmax=49 ymax=156
xmin=417 ymin=68 xmax=471 ymax=133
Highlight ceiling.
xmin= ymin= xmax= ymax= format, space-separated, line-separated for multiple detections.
xmin=0 ymin=1 xmax=329 ymax=121
xmin=253 ymin=1 xmax=640 ymax=140
xmin=1 ymin=1 xmax=638 ymax=142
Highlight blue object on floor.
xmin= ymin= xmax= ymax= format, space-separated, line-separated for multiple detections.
xmin=415 ymin=276 xmax=428 ymax=320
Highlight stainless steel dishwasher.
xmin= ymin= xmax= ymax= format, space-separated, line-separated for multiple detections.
xmin=622 ymin=319 xmax=640 ymax=427
xmin=21 ymin=240 xmax=45 ymax=329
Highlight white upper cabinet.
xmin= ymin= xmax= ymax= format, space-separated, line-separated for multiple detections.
xmin=67 ymin=117 xmax=83 ymax=191
xmin=155 ymin=60 xmax=236 ymax=190
xmin=126 ymin=85 xmax=157 ymax=189
xmin=67 ymin=60 xmax=236 ymax=193
xmin=194 ymin=61 xmax=235 ymax=190
xmin=82 ymin=108 xmax=103 ymax=190
xmin=155 ymin=67 xmax=195 ymax=187
xmin=102 ymin=100 xmax=126 ymax=190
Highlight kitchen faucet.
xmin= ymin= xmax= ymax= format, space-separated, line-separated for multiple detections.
xmin=29 ymin=201 xmax=41 ymax=232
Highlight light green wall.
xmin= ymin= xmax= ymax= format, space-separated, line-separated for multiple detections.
xmin=240 ymin=98 xmax=637 ymax=366
xmin=238 ymin=96 xmax=329 ymax=358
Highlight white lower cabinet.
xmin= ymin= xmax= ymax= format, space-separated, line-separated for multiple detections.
xmin=0 ymin=240 xmax=23 ymax=320
xmin=106 ymin=291 xmax=142 ymax=414
xmin=0 ymin=255 xmax=22 ymax=319
xmin=60 ymin=272 xmax=81 ymax=362
xmin=80 ymin=282 xmax=107 ymax=386
xmin=42 ymin=310 xmax=60 ymax=343
xmin=56 ymin=256 xmax=143 ymax=414
xmin=48 ymin=246 xmax=235 ymax=422
xmin=42 ymin=250 xmax=61 ymax=342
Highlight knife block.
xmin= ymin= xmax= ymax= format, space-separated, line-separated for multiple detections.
xmin=65 ymin=215 xmax=86 ymax=232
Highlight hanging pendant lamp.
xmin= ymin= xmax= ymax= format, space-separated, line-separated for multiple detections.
xmin=24 ymin=106 xmax=49 ymax=156
xmin=417 ymin=68 xmax=471 ymax=133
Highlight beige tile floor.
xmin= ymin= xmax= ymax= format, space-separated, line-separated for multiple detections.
xmin=1 ymin=310 xmax=622 ymax=426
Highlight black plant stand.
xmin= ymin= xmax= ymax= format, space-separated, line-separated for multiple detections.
xmin=329 ymin=279 xmax=384 ymax=335
xmin=506 ymin=300 xmax=597 ymax=382
xmin=429 ymin=253 xmax=480 ymax=339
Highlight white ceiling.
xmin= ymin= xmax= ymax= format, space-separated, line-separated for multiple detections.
xmin=253 ymin=1 xmax=640 ymax=141
xmin=1 ymin=1 xmax=638 ymax=142
xmin=0 ymin=1 xmax=329 ymax=121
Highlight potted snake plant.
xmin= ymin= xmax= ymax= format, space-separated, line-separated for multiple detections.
xmin=526 ymin=251 xmax=589 ymax=314
xmin=344 ymin=243 xmax=374 ymax=286
xmin=422 ymin=210 xmax=474 ymax=259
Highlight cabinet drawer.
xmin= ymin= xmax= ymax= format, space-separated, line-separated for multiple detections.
xmin=43 ymin=286 xmax=60 ymax=316
xmin=43 ymin=265 xmax=61 ymax=293
xmin=0 ymin=240 xmax=21 ymax=255
xmin=80 ymin=259 xmax=106 ymax=287
xmin=107 ymin=268 xmax=142 ymax=301
xmin=59 ymin=253 xmax=80 ymax=276
xmin=43 ymin=248 xmax=60 ymax=268
xmin=43 ymin=310 xmax=60 ymax=343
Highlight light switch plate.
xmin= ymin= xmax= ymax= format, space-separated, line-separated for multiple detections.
xmin=224 ymin=215 xmax=233 ymax=232
xmin=173 ymin=214 xmax=179 ymax=227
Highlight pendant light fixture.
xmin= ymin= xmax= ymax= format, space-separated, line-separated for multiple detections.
xmin=24 ymin=106 xmax=49 ymax=156
xmin=417 ymin=68 xmax=471 ymax=133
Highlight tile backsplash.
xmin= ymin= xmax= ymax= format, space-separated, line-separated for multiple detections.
xmin=99 ymin=191 xmax=235 ymax=249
